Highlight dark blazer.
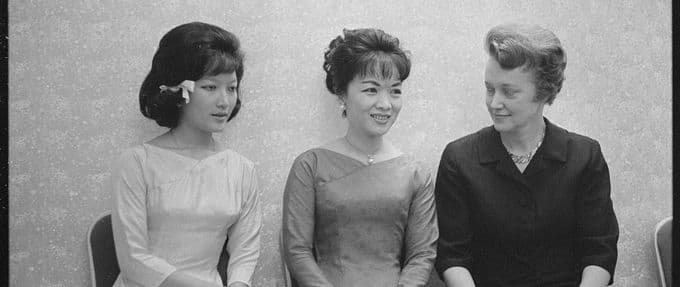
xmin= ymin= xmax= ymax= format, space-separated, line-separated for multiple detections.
xmin=434 ymin=118 xmax=619 ymax=287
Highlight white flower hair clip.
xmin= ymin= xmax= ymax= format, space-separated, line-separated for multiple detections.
xmin=159 ymin=80 xmax=195 ymax=104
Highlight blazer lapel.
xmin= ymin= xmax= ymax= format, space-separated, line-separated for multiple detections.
xmin=523 ymin=118 xmax=569 ymax=179
xmin=477 ymin=126 xmax=529 ymax=187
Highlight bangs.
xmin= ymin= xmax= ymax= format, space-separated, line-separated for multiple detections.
xmin=355 ymin=51 xmax=410 ymax=82
xmin=201 ymin=52 xmax=240 ymax=77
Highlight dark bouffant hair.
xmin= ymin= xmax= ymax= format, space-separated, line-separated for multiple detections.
xmin=323 ymin=28 xmax=411 ymax=100
xmin=485 ymin=23 xmax=566 ymax=105
xmin=139 ymin=22 xmax=244 ymax=128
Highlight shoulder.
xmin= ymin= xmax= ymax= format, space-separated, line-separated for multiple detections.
xmin=442 ymin=126 xmax=493 ymax=160
xmin=114 ymin=144 xmax=148 ymax=166
xmin=566 ymin=130 xmax=601 ymax=151
xmin=108 ymin=145 xmax=152 ymax=180
xmin=222 ymin=149 xmax=256 ymax=171
xmin=220 ymin=150 xmax=261 ymax=193
xmin=397 ymin=153 xmax=428 ymax=171
xmin=553 ymin=124 xmax=604 ymax=157
xmin=291 ymin=147 xmax=330 ymax=167
xmin=546 ymin=122 xmax=606 ymax=168
xmin=392 ymin=154 xmax=433 ymax=187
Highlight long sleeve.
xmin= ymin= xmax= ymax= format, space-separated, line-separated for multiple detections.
xmin=282 ymin=153 xmax=334 ymax=287
xmin=225 ymin=165 xmax=262 ymax=287
xmin=397 ymin=169 xmax=438 ymax=287
xmin=433 ymin=144 xmax=474 ymax=277
xmin=110 ymin=149 xmax=177 ymax=287
xmin=575 ymin=141 xmax=619 ymax=285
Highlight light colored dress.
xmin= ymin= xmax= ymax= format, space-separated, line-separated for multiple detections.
xmin=110 ymin=143 xmax=261 ymax=287
xmin=282 ymin=148 xmax=438 ymax=287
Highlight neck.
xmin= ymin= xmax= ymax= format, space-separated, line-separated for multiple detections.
xmin=171 ymin=123 xmax=214 ymax=149
xmin=499 ymin=117 xmax=545 ymax=153
xmin=345 ymin=129 xmax=382 ymax=155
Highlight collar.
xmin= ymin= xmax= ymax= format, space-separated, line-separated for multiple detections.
xmin=477 ymin=117 xmax=569 ymax=164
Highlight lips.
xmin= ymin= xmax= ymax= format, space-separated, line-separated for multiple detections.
xmin=212 ymin=112 xmax=229 ymax=119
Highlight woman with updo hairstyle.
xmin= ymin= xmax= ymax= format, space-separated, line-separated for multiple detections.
xmin=281 ymin=28 xmax=438 ymax=287
xmin=435 ymin=23 xmax=619 ymax=287
xmin=110 ymin=22 xmax=260 ymax=287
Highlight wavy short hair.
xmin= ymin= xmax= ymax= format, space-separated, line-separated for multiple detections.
xmin=139 ymin=22 xmax=244 ymax=128
xmin=323 ymin=28 xmax=411 ymax=115
xmin=485 ymin=23 xmax=566 ymax=105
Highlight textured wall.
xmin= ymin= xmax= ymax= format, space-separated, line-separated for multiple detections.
xmin=8 ymin=1 xmax=671 ymax=286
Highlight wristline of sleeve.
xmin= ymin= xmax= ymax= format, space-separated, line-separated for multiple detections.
xmin=579 ymin=257 xmax=616 ymax=285
xmin=434 ymin=257 xmax=472 ymax=279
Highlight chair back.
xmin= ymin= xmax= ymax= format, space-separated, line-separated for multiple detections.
xmin=217 ymin=236 xmax=230 ymax=285
xmin=655 ymin=216 xmax=672 ymax=287
xmin=87 ymin=213 xmax=120 ymax=287
xmin=87 ymin=212 xmax=230 ymax=287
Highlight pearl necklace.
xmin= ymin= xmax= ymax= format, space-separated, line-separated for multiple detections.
xmin=344 ymin=136 xmax=377 ymax=165
xmin=507 ymin=129 xmax=545 ymax=164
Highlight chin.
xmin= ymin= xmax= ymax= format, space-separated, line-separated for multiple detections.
xmin=492 ymin=121 xmax=515 ymax=133
xmin=370 ymin=126 xmax=392 ymax=137
xmin=205 ymin=125 xmax=227 ymax=133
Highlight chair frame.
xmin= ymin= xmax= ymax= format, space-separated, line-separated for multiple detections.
xmin=87 ymin=211 xmax=231 ymax=287
xmin=87 ymin=211 xmax=116 ymax=287
xmin=654 ymin=216 xmax=672 ymax=287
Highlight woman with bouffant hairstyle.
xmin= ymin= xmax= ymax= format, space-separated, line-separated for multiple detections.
xmin=282 ymin=28 xmax=438 ymax=287
xmin=110 ymin=22 xmax=260 ymax=287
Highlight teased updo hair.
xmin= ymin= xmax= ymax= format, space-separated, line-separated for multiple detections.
xmin=139 ymin=22 xmax=244 ymax=128
xmin=485 ymin=23 xmax=566 ymax=105
xmin=323 ymin=28 xmax=411 ymax=100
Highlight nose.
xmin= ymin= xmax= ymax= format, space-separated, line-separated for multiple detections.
xmin=487 ymin=93 xmax=503 ymax=110
xmin=375 ymin=91 xmax=391 ymax=110
xmin=216 ymin=89 xmax=232 ymax=109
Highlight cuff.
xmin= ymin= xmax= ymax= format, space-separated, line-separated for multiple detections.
xmin=434 ymin=257 xmax=472 ymax=279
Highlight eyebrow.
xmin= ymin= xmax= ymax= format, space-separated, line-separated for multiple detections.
xmin=500 ymin=83 xmax=519 ymax=90
xmin=484 ymin=81 xmax=519 ymax=89
xmin=202 ymin=78 xmax=238 ymax=84
xmin=360 ymin=80 xmax=402 ymax=87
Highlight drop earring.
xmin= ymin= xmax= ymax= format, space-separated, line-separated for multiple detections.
xmin=339 ymin=102 xmax=347 ymax=117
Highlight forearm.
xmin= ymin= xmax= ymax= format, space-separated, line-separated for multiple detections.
xmin=576 ymin=142 xmax=618 ymax=286
xmin=285 ymin=251 xmax=334 ymax=287
xmin=435 ymin=151 xmax=475 ymax=287
xmin=442 ymin=267 xmax=475 ymax=287
xmin=579 ymin=265 xmax=611 ymax=287
xmin=399 ymin=170 xmax=438 ymax=287
xmin=398 ymin=253 xmax=436 ymax=287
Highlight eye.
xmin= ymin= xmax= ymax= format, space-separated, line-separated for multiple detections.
xmin=362 ymin=87 xmax=378 ymax=94
xmin=228 ymin=86 xmax=238 ymax=93
xmin=485 ymin=86 xmax=494 ymax=96
xmin=503 ymin=89 xmax=517 ymax=97
xmin=390 ymin=89 xmax=402 ymax=97
xmin=202 ymin=85 xmax=217 ymax=91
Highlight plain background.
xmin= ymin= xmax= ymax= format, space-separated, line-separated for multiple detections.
xmin=8 ymin=1 xmax=671 ymax=286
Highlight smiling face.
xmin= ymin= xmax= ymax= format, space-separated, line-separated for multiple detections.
xmin=177 ymin=72 xmax=238 ymax=134
xmin=484 ymin=56 xmax=546 ymax=134
xmin=343 ymin=75 xmax=403 ymax=138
